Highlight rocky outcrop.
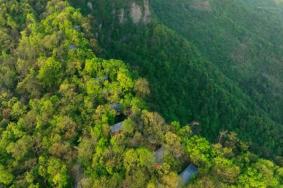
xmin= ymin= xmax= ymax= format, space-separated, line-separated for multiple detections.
xmin=87 ymin=1 xmax=93 ymax=10
xmin=130 ymin=0 xmax=151 ymax=24
xmin=130 ymin=2 xmax=143 ymax=24
xmin=143 ymin=0 xmax=151 ymax=23
xmin=106 ymin=0 xmax=151 ymax=24
xmin=118 ymin=8 xmax=125 ymax=24
xmin=191 ymin=0 xmax=211 ymax=11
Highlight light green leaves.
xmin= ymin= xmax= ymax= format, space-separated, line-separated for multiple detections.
xmin=0 ymin=165 xmax=14 ymax=185
xmin=38 ymin=57 xmax=62 ymax=88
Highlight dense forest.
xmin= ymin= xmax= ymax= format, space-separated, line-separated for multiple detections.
xmin=0 ymin=0 xmax=282 ymax=187
xmin=152 ymin=0 xmax=283 ymax=129
xmin=68 ymin=0 xmax=283 ymax=158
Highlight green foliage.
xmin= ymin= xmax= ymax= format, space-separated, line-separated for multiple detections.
xmin=37 ymin=57 xmax=62 ymax=88
xmin=79 ymin=0 xmax=283 ymax=158
xmin=238 ymin=168 xmax=266 ymax=188
xmin=0 ymin=165 xmax=14 ymax=185
xmin=151 ymin=0 xmax=283 ymax=155
xmin=152 ymin=0 xmax=283 ymax=124
xmin=212 ymin=157 xmax=240 ymax=184
xmin=185 ymin=136 xmax=215 ymax=168
xmin=124 ymin=148 xmax=154 ymax=172
xmin=0 ymin=0 xmax=282 ymax=187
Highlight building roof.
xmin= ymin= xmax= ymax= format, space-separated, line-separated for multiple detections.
xmin=155 ymin=147 xmax=164 ymax=163
xmin=69 ymin=44 xmax=76 ymax=49
xmin=180 ymin=164 xmax=198 ymax=185
xmin=110 ymin=122 xmax=123 ymax=134
xmin=111 ymin=103 xmax=122 ymax=112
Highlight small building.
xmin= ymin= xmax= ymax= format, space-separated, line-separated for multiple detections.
xmin=69 ymin=44 xmax=76 ymax=50
xmin=154 ymin=147 xmax=164 ymax=163
xmin=72 ymin=163 xmax=83 ymax=188
xmin=180 ymin=164 xmax=198 ymax=185
xmin=190 ymin=121 xmax=200 ymax=126
xmin=110 ymin=122 xmax=123 ymax=134
xmin=111 ymin=103 xmax=122 ymax=113
xmin=74 ymin=25 xmax=81 ymax=30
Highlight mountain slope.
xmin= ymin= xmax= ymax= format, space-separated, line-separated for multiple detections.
xmin=0 ymin=1 xmax=283 ymax=187
xmin=151 ymin=0 xmax=283 ymax=124
xmin=70 ymin=0 xmax=283 ymax=157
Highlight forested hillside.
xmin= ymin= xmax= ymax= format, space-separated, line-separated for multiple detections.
xmin=152 ymin=0 xmax=283 ymax=125
xmin=69 ymin=0 xmax=283 ymax=158
xmin=0 ymin=0 xmax=282 ymax=187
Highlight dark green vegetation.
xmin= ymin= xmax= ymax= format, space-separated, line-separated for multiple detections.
xmin=69 ymin=0 xmax=283 ymax=158
xmin=0 ymin=0 xmax=283 ymax=187
xmin=152 ymin=0 xmax=283 ymax=124
xmin=152 ymin=0 xmax=283 ymax=126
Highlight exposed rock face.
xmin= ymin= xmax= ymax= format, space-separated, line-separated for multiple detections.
xmin=191 ymin=0 xmax=211 ymax=11
xmin=118 ymin=9 xmax=125 ymax=24
xmin=143 ymin=0 xmax=151 ymax=23
xmin=87 ymin=1 xmax=93 ymax=10
xmin=130 ymin=2 xmax=142 ymax=24
xmin=130 ymin=0 xmax=151 ymax=24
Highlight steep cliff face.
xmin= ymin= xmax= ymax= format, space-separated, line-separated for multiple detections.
xmin=117 ymin=0 xmax=151 ymax=24
xmin=80 ymin=0 xmax=151 ymax=25
xmin=129 ymin=0 xmax=151 ymax=24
